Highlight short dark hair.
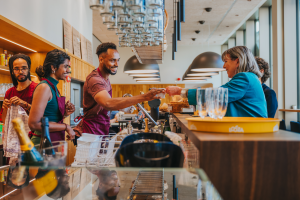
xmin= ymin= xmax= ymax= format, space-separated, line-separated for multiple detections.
xmin=96 ymin=43 xmax=117 ymax=57
xmin=35 ymin=49 xmax=70 ymax=78
xmin=255 ymin=57 xmax=271 ymax=83
xmin=8 ymin=54 xmax=32 ymax=86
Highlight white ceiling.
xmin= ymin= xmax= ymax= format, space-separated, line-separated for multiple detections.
xmin=93 ymin=0 xmax=267 ymax=46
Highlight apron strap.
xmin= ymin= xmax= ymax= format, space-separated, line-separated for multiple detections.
xmin=41 ymin=78 xmax=61 ymax=97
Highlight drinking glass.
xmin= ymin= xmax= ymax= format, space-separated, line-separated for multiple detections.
xmin=197 ymin=88 xmax=208 ymax=118
xmin=206 ymin=88 xmax=219 ymax=119
xmin=219 ymin=88 xmax=228 ymax=119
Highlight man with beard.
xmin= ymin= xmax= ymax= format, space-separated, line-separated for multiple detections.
xmin=74 ymin=43 xmax=164 ymax=135
xmin=1 ymin=54 xmax=38 ymax=125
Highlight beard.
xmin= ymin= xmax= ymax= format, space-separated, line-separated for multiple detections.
xmin=14 ymin=73 xmax=30 ymax=82
xmin=103 ymin=63 xmax=118 ymax=75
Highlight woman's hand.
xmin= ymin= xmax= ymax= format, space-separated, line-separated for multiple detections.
xmin=65 ymin=125 xmax=75 ymax=140
xmin=143 ymin=88 xmax=165 ymax=101
xmin=64 ymin=100 xmax=75 ymax=117
xmin=165 ymin=86 xmax=182 ymax=96
xmin=2 ymin=99 xmax=11 ymax=110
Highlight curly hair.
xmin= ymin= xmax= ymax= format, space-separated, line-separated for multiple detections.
xmin=255 ymin=57 xmax=271 ymax=83
xmin=96 ymin=42 xmax=117 ymax=57
xmin=35 ymin=49 xmax=70 ymax=78
xmin=8 ymin=54 xmax=32 ymax=86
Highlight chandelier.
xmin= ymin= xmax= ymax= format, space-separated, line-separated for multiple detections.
xmin=90 ymin=0 xmax=164 ymax=47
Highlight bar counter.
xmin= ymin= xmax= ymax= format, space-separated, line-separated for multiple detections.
xmin=173 ymin=113 xmax=300 ymax=200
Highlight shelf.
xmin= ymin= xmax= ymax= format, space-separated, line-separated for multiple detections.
xmin=0 ymin=97 xmax=3 ymax=101
xmin=279 ymin=109 xmax=300 ymax=113
xmin=0 ymin=65 xmax=38 ymax=77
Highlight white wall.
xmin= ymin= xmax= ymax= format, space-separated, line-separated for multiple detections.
xmin=93 ymin=35 xmax=101 ymax=67
xmin=236 ymin=31 xmax=245 ymax=46
xmin=0 ymin=0 xmax=93 ymax=50
xmin=108 ymin=45 xmax=223 ymax=87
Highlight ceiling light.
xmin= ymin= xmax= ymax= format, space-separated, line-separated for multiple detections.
xmin=133 ymin=77 xmax=160 ymax=81
xmin=192 ymin=38 xmax=196 ymax=41
xmin=124 ymin=56 xmax=160 ymax=74
xmin=195 ymin=30 xmax=200 ymax=34
xmin=184 ymin=76 xmax=212 ymax=80
xmin=0 ymin=36 xmax=37 ymax=52
xmin=199 ymin=20 xmax=205 ymax=24
xmin=187 ymin=72 xmax=219 ymax=76
xmin=129 ymin=73 xmax=160 ymax=77
xmin=189 ymin=52 xmax=224 ymax=72
xmin=136 ymin=80 xmax=160 ymax=82
xmin=183 ymin=80 xmax=206 ymax=82
xmin=204 ymin=7 xmax=212 ymax=12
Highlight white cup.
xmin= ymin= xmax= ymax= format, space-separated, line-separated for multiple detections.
xmin=291 ymin=105 xmax=297 ymax=110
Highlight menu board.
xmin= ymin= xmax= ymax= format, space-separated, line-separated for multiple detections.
xmin=63 ymin=19 xmax=73 ymax=53
xmin=80 ymin=34 xmax=88 ymax=62
xmin=72 ymin=27 xmax=81 ymax=58
xmin=86 ymin=39 xmax=93 ymax=65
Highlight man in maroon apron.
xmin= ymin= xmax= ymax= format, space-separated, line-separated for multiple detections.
xmin=74 ymin=43 xmax=164 ymax=136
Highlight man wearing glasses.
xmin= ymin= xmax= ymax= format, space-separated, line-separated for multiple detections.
xmin=1 ymin=53 xmax=38 ymax=129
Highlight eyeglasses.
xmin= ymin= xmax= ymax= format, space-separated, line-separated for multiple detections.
xmin=13 ymin=67 xmax=29 ymax=72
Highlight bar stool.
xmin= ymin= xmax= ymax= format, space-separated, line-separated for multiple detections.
xmin=290 ymin=121 xmax=300 ymax=133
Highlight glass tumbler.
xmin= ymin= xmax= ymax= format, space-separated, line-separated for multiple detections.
xmin=219 ymin=88 xmax=228 ymax=119
xmin=197 ymin=88 xmax=208 ymax=118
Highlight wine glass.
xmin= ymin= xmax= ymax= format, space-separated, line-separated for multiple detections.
xmin=197 ymin=88 xmax=208 ymax=118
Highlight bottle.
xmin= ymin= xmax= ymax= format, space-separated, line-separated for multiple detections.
xmin=3 ymin=50 xmax=7 ymax=66
xmin=172 ymin=122 xmax=177 ymax=132
xmin=40 ymin=117 xmax=55 ymax=156
xmin=127 ymin=121 xmax=133 ymax=135
xmin=12 ymin=118 xmax=44 ymax=165
xmin=163 ymin=112 xmax=171 ymax=134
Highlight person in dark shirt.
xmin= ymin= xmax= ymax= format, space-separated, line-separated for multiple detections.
xmin=255 ymin=57 xmax=278 ymax=118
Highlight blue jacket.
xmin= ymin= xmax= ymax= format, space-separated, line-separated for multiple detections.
xmin=221 ymin=72 xmax=268 ymax=118
xmin=262 ymin=83 xmax=278 ymax=118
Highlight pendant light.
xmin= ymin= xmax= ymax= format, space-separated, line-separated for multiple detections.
xmin=124 ymin=55 xmax=160 ymax=74
xmin=189 ymin=52 xmax=225 ymax=72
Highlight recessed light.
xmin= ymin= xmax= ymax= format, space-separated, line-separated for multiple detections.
xmin=199 ymin=20 xmax=205 ymax=25
xmin=235 ymin=15 xmax=239 ymax=16
xmin=195 ymin=30 xmax=200 ymax=34
xmin=204 ymin=7 xmax=212 ymax=12
xmin=192 ymin=38 xmax=196 ymax=41
xmin=226 ymin=26 xmax=229 ymax=27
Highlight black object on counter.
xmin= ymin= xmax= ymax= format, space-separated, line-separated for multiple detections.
xmin=173 ymin=175 xmax=176 ymax=200
xmin=148 ymin=99 xmax=160 ymax=122
xmin=120 ymin=133 xmax=172 ymax=148
xmin=163 ymin=112 xmax=171 ymax=134
xmin=115 ymin=143 xmax=184 ymax=167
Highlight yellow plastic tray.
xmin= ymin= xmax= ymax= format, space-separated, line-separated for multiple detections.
xmin=186 ymin=117 xmax=281 ymax=133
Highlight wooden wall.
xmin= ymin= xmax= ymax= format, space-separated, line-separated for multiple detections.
xmin=111 ymin=84 xmax=185 ymax=111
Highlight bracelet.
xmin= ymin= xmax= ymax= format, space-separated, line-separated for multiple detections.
xmin=64 ymin=123 xmax=68 ymax=131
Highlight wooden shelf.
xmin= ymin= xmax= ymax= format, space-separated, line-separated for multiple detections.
xmin=279 ymin=109 xmax=300 ymax=113
xmin=0 ymin=97 xmax=4 ymax=101
xmin=0 ymin=65 xmax=38 ymax=77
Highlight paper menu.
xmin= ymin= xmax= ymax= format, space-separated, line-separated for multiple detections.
xmin=72 ymin=27 xmax=81 ymax=58
xmin=80 ymin=34 xmax=88 ymax=62
xmin=86 ymin=39 xmax=93 ymax=65
xmin=63 ymin=19 xmax=73 ymax=53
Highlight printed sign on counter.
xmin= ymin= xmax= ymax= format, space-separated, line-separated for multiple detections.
xmin=80 ymin=34 xmax=88 ymax=62
xmin=62 ymin=19 xmax=73 ymax=53
xmin=72 ymin=27 xmax=81 ymax=58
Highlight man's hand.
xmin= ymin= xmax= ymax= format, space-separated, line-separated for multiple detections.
xmin=165 ymin=86 xmax=182 ymax=96
xmin=10 ymin=96 xmax=27 ymax=107
xmin=2 ymin=99 xmax=11 ymax=110
xmin=143 ymin=88 xmax=166 ymax=101
xmin=64 ymin=100 xmax=75 ymax=117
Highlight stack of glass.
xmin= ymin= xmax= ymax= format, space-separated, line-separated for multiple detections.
xmin=89 ymin=0 xmax=164 ymax=47
xmin=197 ymin=87 xmax=229 ymax=119
xmin=0 ymin=83 xmax=13 ymax=97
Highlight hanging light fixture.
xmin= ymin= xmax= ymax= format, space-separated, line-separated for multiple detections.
xmin=184 ymin=76 xmax=212 ymax=80
xmin=187 ymin=72 xmax=219 ymax=76
xmin=129 ymin=73 xmax=160 ymax=77
xmin=189 ymin=52 xmax=225 ymax=72
xmin=124 ymin=56 xmax=160 ymax=75
xmin=90 ymin=0 xmax=164 ymax=47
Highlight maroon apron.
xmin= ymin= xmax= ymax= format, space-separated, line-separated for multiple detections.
xmin=32 ymin=78 xmax=66 ymax=142
xmin=82 ymin=68 xmax=112 ymax=135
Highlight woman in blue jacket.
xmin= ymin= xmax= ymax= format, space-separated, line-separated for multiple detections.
xmin=221 ymin=46 xmax=267 ymax=117
xmin=166 ymin=46 xmax=268 ymax=118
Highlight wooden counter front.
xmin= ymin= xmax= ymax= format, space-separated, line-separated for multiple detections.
xmin=173 ymin=113 xmax=300 ymax=200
